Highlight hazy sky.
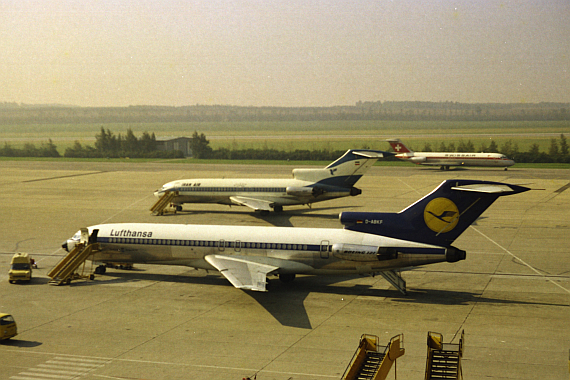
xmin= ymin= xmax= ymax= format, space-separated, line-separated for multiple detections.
xmin=1 ymin=0 xmax=569 ymax=107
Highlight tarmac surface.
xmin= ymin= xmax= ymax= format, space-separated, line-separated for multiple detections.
xmin=1 ymin=161 xmax=569 ymax=380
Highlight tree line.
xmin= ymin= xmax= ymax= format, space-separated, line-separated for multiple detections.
xmin=64 ymin=128 xmax=182 ymax=158
xmin=191 ymin=132 xmax=570 ymax=163
xmin=0 ymin=139 xmax=60 ymax=157
xmin=416 ymin=134 xmax=569 ymax=163
xmin=1 ymin=129 xmax=569 ymax=163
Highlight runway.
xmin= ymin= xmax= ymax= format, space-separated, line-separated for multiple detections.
xmin=1 ymin=161 xmax=568 ymax=379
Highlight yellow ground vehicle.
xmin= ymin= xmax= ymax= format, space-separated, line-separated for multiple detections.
xmin=9 ymin=252 xmax=32 ymax=283
xmin=0 ymin=313 xmax=17 ymax=340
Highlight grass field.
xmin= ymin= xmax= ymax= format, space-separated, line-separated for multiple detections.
xmin=1 ymin=120 xmax=569 ymax=155
xmin=2 ymin=156 xmax=569 ymax=169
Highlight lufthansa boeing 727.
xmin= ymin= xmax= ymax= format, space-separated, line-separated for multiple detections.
xmin=387 ymin=139 xmax=515 ymax=170
xmin=63 ymin=179 xmax=529 ymax=294
xmin=152 ymin=149 xmax=392 ymax=213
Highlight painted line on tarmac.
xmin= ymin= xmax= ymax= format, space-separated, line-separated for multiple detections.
xmin=99 ymin=194 xmax=154 ymax=224
xmin=471 ymin=226 xmax=570 ymax=294
xmin=5 ymin=349 xmax=337 ymax=380
xmin=23 ymin=172 xmax=107 ymax=183
xmin=9 ymin=355 xmax=108 ymax=380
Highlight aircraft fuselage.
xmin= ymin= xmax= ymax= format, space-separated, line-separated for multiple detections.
xmin=395 ymin=152 xmax=515 ymax=168
xmin=156 ymin=178 xmax=355 ymax=207
xmin=73 ymin=223 xmax=453 ymax=276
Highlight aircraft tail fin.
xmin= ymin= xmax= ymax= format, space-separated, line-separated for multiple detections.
xmin=292 ymin=149 xmax=392 ymax=187
xmin=340 ymin=180 xmax=529 ymax=247
xmin=387 ymin=139 xmax=413 ymax=154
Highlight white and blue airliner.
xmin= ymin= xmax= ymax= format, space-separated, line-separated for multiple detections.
xmin=63 ymin=179 xmax=529 ymax=294
xmin=153 ymin=149 xmax=392 ymax=213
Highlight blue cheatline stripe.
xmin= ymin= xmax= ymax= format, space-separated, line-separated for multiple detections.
xmin=176 ymin=187 xmax=287 ymax=193
xmin=99 ymin=237 xmax=320 ymax=252
xmin=97 ymin=237 xmax=446 ymax=256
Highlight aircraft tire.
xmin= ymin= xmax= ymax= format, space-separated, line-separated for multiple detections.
xmin=273 ymin=205 xmax=283 ymax=212
xmin=279 ymin=273 xmax=296 ymax=283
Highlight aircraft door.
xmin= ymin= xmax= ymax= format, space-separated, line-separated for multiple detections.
xmin=320 ymin=240 xmax=330 ymax=259
xmin=80 ymin=228 xmax=89 ymax=244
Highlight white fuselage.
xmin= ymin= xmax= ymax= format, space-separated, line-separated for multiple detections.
xmin=77 ymin=223 xmax=450 ymax=276
xmin=155 ymin=178 xmax=353 ymax=206
xmin=396 ymin=152 xmax=515 ymax=168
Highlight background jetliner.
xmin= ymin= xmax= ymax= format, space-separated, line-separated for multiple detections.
xmin=387 ymin=138 xmax=515 ymax=170
xmin=152 ymin=149 xmax=392 ymax=213
xmin=63 ymin=179 xmax=529 ymax=294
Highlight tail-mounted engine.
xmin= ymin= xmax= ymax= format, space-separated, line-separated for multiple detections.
xmin=332 ymin=244 xmax=398 ymax=262
xmin=286 ymin=186 xmax=324 ymax=197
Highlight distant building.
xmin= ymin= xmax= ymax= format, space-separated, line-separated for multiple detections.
xmin=155 ymin=137 xmax=192 ymax=157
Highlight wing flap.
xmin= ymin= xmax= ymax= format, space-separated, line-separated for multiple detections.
xmin=230 ymin=196 xmax=273 ymax=211
xmin=205 ymin=255 xmax=278 ymax=292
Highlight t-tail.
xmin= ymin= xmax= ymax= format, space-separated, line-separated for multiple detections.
xmin=340 ymin=179 xmax=530 ymax=247
xmin=292 ymin=149 xmax=392 ymax=188
xmin=387 ymin=139 xmax=413 ymax=154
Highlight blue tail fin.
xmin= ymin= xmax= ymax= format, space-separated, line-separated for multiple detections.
xmin=292 ymin=149 xmax=393 ymax=188
xmin=340 ymin=180 xmax=529 ymax=247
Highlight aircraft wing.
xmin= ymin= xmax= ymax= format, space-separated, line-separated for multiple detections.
xmin=205 ymin=254 xmax=279 ymax=292
xmin=230 ymin=196 xmax=273 ymax=211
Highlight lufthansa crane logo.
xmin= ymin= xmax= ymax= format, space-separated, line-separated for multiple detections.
xmin=424 ymin=198 xmax=459 ymax=233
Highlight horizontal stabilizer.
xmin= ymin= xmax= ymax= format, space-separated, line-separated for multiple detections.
xmin=205 ymin=255 xmax=279 ymax=292
xmin=451 ymin=183 xmax=521 ymax=194
xmin=352 ymin=151 xmax=389 ymax=158
xmin=230 ymin=196 xmax=273 ymax=211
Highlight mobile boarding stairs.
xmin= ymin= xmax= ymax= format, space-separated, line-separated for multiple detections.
xmin=47 ymin=228 xmax=98 ymax=285
xmin=341 ymin=334 xmax=405 ymax=380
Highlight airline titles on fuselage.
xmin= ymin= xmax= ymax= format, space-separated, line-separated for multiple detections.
xmin=110 ymin=229 xmax=154 ymax=238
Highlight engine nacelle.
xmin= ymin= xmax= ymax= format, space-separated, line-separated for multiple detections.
xmin=350 ymin=187 xmax=362 ymax=196
xmin=291 ymin=168 xmax=330 ymax=182
xmin=286 ymin=186 xmax=323 ymax=197
xmin=332 ymin=243 xmax=380 ymax=262
xmin=409 ymin=156 xmax=427 ymax=163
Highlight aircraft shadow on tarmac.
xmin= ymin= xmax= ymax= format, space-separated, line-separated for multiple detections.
xmin=156 ymin=205 xmax=350 ymax=227
xmin=66 ymin=269 xmax=567 ymax=330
